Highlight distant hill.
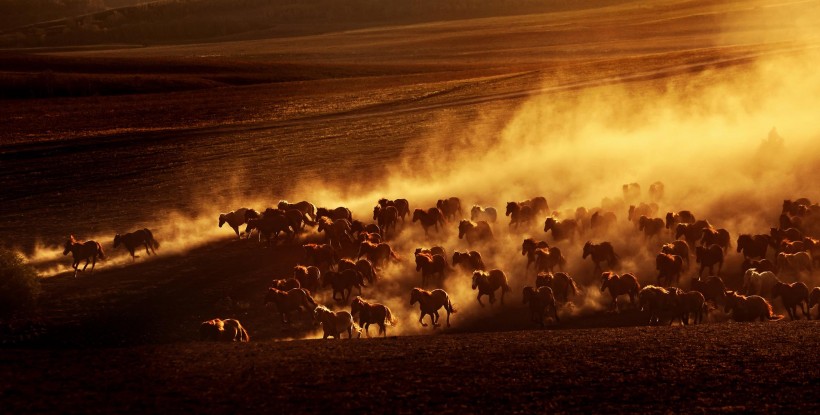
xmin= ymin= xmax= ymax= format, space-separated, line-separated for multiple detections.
xmin=0 ymin=0 xmax=148 ymax=32
xmin=0 ymin=0 xmax=627 ymax=48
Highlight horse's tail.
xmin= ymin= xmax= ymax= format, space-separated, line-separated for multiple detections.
xmin=96 ymin=242 xmax=106 ymax=260
xmin=568 ymin=277 xmax=580 ymax=297
xmin=384 ymin=306 xmax=398 ymax=326
xmin=302 ymin=212 xmax=317 ymax=227
xmin=239 ymin=326 xmax=250 ymax=342
xmin=303 ymin=289 xmax=317 ymax=307
xmin=446 ymin=296 xmax=457 ymax=314
xmin=144 ymin=228 xmax=160 ymax=249
xmin=390 ymin=249 xmax=401 ymax=262
xmin=502 ymin=280 xmax=512 ymax=293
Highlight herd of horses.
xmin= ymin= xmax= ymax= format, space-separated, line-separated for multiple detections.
xmin=61 ymin=189 xmax=820 ymax=341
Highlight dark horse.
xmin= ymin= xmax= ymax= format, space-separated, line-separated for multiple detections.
xmin=114 ymin=228 xmax=159 ymax=260
xmin=63 ymin=235 xmax=105 ymax=277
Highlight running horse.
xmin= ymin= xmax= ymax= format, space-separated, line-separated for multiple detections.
xmin=63 ymin=235 xmax=105 ymax=278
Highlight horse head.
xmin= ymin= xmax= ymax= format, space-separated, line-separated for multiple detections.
xmin=372 ymin=205 xmax=381 ymax=220
xmin=62 ymin=236 xmax=75 ymax=255
xmin=582 ymin=242 xmax=592 ymax=258
xmin=600 ymin=272 xmax=614 ymax=293
xmin=218 ymin=213 xmax=227 ymax=227
xmin=412 ymin=209 xmax=423 ymax=223
xmin=471 ymin=271 xmax=484 ymax=290
xmin=410 ymin=288 xmax=422 ymax=305
xmin=505 ymin=202 xmax=517 ymax=216
xmin=544 ymin=217 xmax=555 ymax=232
xmin=457 ymin=220 xmax=470 ymax=239
xmin=113 ymin=234 xmax=122 ymax=248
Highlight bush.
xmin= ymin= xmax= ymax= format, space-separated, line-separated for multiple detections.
xmin=0 ymin=249 xmax=41 ymax=320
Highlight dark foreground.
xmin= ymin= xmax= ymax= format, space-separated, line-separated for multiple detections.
xmin=2 ymin=322 xmax=817 ymax=414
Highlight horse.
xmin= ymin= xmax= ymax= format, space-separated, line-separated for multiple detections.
xmin=535 ymin=272 xmax=579 ymax=304
xmin=316 ymin=206 xmax=352 ymax=222
xmin=589 ymin=211 xmax=617 ymax=235
xmin=543 ymin=217 xmax=578 ymax=242
xmin=412 ymin=208 xmax=446 ymax=236
xmin=218 ymin=208 xmax=250 ymax=238
xmin=471 ymin=270 xmax=511 ymax=307
xmin=622 ymin=183 xmax=641 ymax=203
xmin=701 ymin=228 xmax=731 ymax=251
xmin=264 ymin=288 xmax=317 ymax=323
xmin=770 ymin=227 xmax=804 ymax=252
xmin=452 ymin=250 xmax=485 ymax=272
xmin=358 ymin=231 xmax=381 ymax=244
xmin=314 ymin=305 xmax=358 ymax=339
xmin=776 ymin=251 xmax=812 ymax=276
xmin=783 ymin=198 xmax=814 ymax=216
xmin=522 ymin=286 xmax=559 ymax=326
xmin=293 ymin=265 xmax=321 ymax=293
xmin=114 ymin=228 xmax=159 ymax=260
xmin=338 ymin=258 xmax=378 ymax=285
xmin=277 ymin=200 xmax=316 ymax=221
xmin=600 ymin=272 xmax=640 ymax=312
xmin=665 ymin=210 xmax=695 ymax=230
xmin=809 ymin=287 xmax=820 ymax=319
xmin=638 ymin=216 xmax=665 ymax=242
xmin=415 ymin=246 xmax=447 ymax=259
xmin=63 ymin=235 xmax=105 ymax=278
xmin=771 ymin=281 xmax=810 ymax=320
xmin=416 ymin=253 xmax=448 ymax=288
xmin=323 ymin=269 xmax=366 ymax=303
xmin=246 ymin=215 xmax=293 ymax=246
xmin=506 ymin=202 xmax=534 ymax=229
xmin=458 ymin=220 xmax=493 ymax=245
xmin=522 ymin=238 xmax=549 ymax=271
xmin=378 ymin=198 xmax=410 ymax=222
xmin=661 ymin=241 xmax=690 ymax=269
xmin=436 ymin=197 xmax=462 ymax=222
xmin=534 ymin=247 xmax=566 ymax=274
xmin=199 ymin=318 xmax=250 ymax=342
xmin=724 ymin=291 xmax=782 ymax=322
xmin=351 ymin=221 xmax=380 ymax=238
xmin=638 ymin=285 xmax=677 ymax=326
xmin=648 ymin=181 xmax=665 ymax=202
xmin=262 ymin=208 xmax=316 ymax=233
xmin=803 ymin=237 xmax=820 ymax=266
xmin=676 ymin=223 xmax=707 ymax=251
xmin=520 ymin=197 xmax=549 ymax=216
xmin=471 ymin=205 xmax=498 ymax=223
xmin=271 ymin=278 xmax=301 ymax=291
xmin=410 ymin=288 xmax=456 ymax=328
xmin=691 ymin=276 xmax=727 ymax=307
xmin=736 ymin=234 xmax=770 ymax=259
xmin=672 ymin=290 xmax=707 ymax=325
xmin=742 ymin=268 xmax=780 ymax=297
xmin=742 ymin=258 xmax=776 ymax=274
xmin=350 ymin=297 xmax=397 ymax=337
xmin=357 ymin=241 xmax=400 ymax=267
xmin=695 ymin=244 xmax=723 ymax=277
xmin=655 ymin=253 xmax=683 ymax=286
xmin=582 ymin=241 xmax=619 ymax=273
xmin=373 ymin=205 xmax=399 ymax=238
xmin=317 ymin=217 xmax=354 ymax=249
xmin=780 ymin=240 xmax=807 ymax=254
xmin=628 ymin=203 xmax=657 ymax=225
xmin=303 ymin=243 xmax=338 ymax=271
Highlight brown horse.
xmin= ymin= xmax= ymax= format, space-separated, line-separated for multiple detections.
xmin=701 ymin=228 xmax=731 ymax=251
xmin=661 ymin=241 xmax=690 ymax=269
xmin=271 ymin=278 xmax=301 ymax=291
xmin=199 ymin=318 xmax=250 ymax=342
xmin=521 ymin=197 xmax=549 ymax=216
xmin=649 ymin=181 xmax=665 ymax=202
xmin=628 ymin=203 xmax=657 ymax=225
xmin=776 ymin=251 xmax=812 ymax=276
xmin=323 ymin=269 xmax=366 ymax=303
xmin=771 ymin=281 xmax=810 ymax=320
xmin=452 ymin=250 xmax=485 ymax=272
xmin=114 ymin=228 xmax=159 ymax=260
xmin=350 ymin=297 xmax=397 ymax=337
xmin=676 ymin=222 xmax=709 ymax=250
xmin=736 ymin=234 xmax=770 ymax=259
xmin=264 ymin=288 xmax=317 ymax=323
xmin=317 ymin=217 xmax=353 ymax=249
xmin=415 ymin=246 xmax=447 ymax=259
xmin=63 ymin=235 xmax=105 ymax=278
xmin=534 ymin=247 xmax=566 ymax=273
xmin=724 ymin=291 xmax=782 ymax=322
xmin=303 ymin=243 xmax=338 ymax=271
xmin=672 ymin=290 xmax=707 ymax=325
xmin=521 ymin=238 xmax=549 ymax=271
xmin=218 ymin=208 xmax=249 ymax=238
xmin=638 ymin=216 xmax=665 ymax=242
xmin=316 ymin=206 xmax=352 ymax=222
xmin=410 ymin=288 xmax=456 ymax=328
xmin=338 ymin=258 xmax=378 ymax=285
xmin=378 ymin=198 xmax=410 ymax=222
xmin=543 ymin=217 xmax=578 ymax=242
xmin=589 ymin=210 xmax=617 ymax=236
xmin=246 ymin=214 xmax=293 ymax=246
xmin=357 ymin=241 xmax=400 ymax=267
xmin=314 ymin=305 xmax=358 ymax=339
xmin=582 ymin=241 xmax=619 ymax=273
xmin=506 ymin=202 xmax=535 ymax=229
xmin=293 ymin=265 xmax=321 ymax=293
xmin=809 ymin=287 xmax=820 ymax=319
xmin=277 ymin=200 xmax=317 ymax=221
xmin=695 ymin=244 xmax=723 ymax=277
xmin=655 ymin=253 xmax=683 ymax=286
xmin=436 ymin=197 xmax=462 ymax=222
xmin=412 ymin=208 xmax=446 ymax=236
xmin=522 ymin=286 xmax=559 ymax=326
xmin=471 ymin=269 xmax=511 ymax=306
xmin=665 ymin=210 xmax=695 ymax=230
xmin=416 ymin=253 xmax=448 ymax=288
xmin=373 ymin=205 xmax=399 ymax=237
xmin=535 ymin=272 xmax=579 ymax=304
xmin=458 ymin=220 xmax=493 ymax=245
xmin=691 ymin=276 xmax=727 ymax=307
xmin=471 ymin=205 xmax=498 ymax=223
xmin=600 ymin=272 xmax=640 ymax=311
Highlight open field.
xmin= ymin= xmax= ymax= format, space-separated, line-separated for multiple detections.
xmin=3 ymin=0 xmax=820 ymax=412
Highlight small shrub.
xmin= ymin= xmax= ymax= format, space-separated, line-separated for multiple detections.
xmin=0 ymin=249 xmax=41 ymax=320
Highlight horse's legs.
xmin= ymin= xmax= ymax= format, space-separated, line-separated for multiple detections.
xmin=419 ymin=312 xmax=427 ymax=327
xmin=432 ymin=311 xmax=440 ymax=328
xmin=82 ymin=258 xmax=91 ymax=271
xmin=232 ymin=225 xmax=240 ymax=237
xmin=489 ymin=293 xmax=496 ymax=306
xmin=348 ymin=327 xmax=353 ymax=339
xmin=379 ymin=322 xmax=386 ymax=337
xmin=90 ymin=256 xmax=97 ymax=275
xmin=446 ymin=309 xmax=451 ymax=327
xmin=476 ymin=292 xmax=484 ymax=307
